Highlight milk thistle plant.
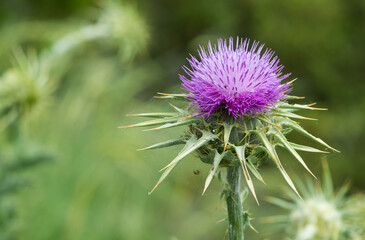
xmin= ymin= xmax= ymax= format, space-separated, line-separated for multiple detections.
xmin=267 ymin=160 xmax=364 ymax=240
xmin=123 ymin=37 xmax=338 ymax=239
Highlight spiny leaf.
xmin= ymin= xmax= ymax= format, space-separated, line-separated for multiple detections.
xmin=223 ymin=123 xmax=234 ymax=151
xmin=120 ymin=117 xmax=179 ymax=128
xmin=272 ymin=111 xmax=317 ymax=120
xmin=282 ymin=119 xmax=340 ymax=152
xmin=254 ymin=130 xmax=279 ymax=165
xmin=272 ymin=147 xmax=302 ymax=199
xmin=138 ymin=137 xmax=186 ymax=151
xmin=255 ymin=116 xmax=281 ymax=129
xmin=169 ymin=103 xmax=186 ymax=114
xmin=265 ymin=196 xmax=297 ymax=210
xmin=149 ymin=135 xmax=197 ymax=194
xmin=144 ymin=117 xmax=198 ymax=131
xmin=233 ymin=145 xmax=259 ymax=204
xmin=277 ymin=103 xmax=327 ymax=111
xmin=321 ymin=159 xmax=334 ymax=198
xmin=246 ymin=159 xmax=265 ymax=184
xmin=270 ymin=127 xmax=316 ymax=178
xmin=282 ymin=95 xmax=305 ymax=100
xmin=154 ymin=92 xmax=189 ymax=101
xmin=280 ymin=142 xmax=328 ymax=153
xmin=160 ymin=131 xmax=217 ymax=171
xmin=127 ymin=112 xmax=178 ymax=118
xmin=248 ymin=133 xmax=300 ymax=198
xmin=202 ymin=150 xmax=226 ymax=195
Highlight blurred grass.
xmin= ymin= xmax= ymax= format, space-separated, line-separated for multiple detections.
xmin=0 ymin=0 xmax=363 ymax=239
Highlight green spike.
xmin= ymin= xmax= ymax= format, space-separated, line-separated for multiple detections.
xmin=149 ymin=135 xmax=197 ymax=194
xmin=169 ymin=103 xmax=186 ymax=114
xmin=282 ymin=95 xmax=305 ymax=100
xmin=253 ymin=130 xmax=279 ymax=165
xmin=321 ymin=159 xmax=333 ymax=198
xmin=280 ymin=142 xmax=328 ymax=153
xmin=246 ymin=159 xmax=265 ymax=184
xmin=277 ymin=103 xmax=327 ymax=111
xmin=223 ymin=123 xmax=234 ymax=151
xmin=159 ymin=131 xmax=217 ymax=171
xmin=272 ymin=147 xmax=302 ymax=199
xmin=127 ymin=112 xmax=178 ymax=118
xmin=265 ymin=196 xmax=297 ymax=210
xmin=233 ymin=145 xmax=259 ymax=204
xmin=144 ymin=117 xmax=198 ymax=131
xmin=154 ymin=92 xmax=189 ymax=101
xmin=272 ymin=111 xmax=317 ymax=120
xmin=282 ymin=119 xmax=340 ymax=152
xmin=270 ymin=127 xmax=316 ymax=178
xmin=251 ymin=131 xmax=300 ymax=197
xmin=202 ymin=150 xmax=226 ymax=195
xmin=120 ymin=117 xmax=179 ymax=128
xmin=138 ymin=137 xmax=186 ymax=151
xmin=255 ymin=116 xmax=281 ymax=128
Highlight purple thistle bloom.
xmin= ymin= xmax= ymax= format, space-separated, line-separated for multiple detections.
xmin=180 ymin=37 xmax=292 ymax=118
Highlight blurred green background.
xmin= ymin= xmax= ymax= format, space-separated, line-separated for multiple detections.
xmin=0 ymin=0 xmax=364 ymax=239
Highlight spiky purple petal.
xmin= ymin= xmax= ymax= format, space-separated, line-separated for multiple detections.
xmin=180 ymin=37 xmax=292 ymax=118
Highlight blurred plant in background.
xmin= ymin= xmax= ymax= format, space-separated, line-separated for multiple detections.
xmin=266 ymin=160 xmax=365 ymax=240
xmin=0 ymin=1 xmax=148 ymax=239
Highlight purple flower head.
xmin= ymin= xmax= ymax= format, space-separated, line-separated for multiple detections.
xmin=180 ymin=37 xmax=292 ymax=118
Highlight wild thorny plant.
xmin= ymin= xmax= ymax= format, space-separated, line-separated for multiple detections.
xmin=0 ymin=50 xmax=54 ymax=239
xmin=0 ymin=2 xmax=148 ymax=238
xmin=124 ymin=37 xmax=338 ymax=240
xmin=266 ymin=160 xmax=364 ymax=240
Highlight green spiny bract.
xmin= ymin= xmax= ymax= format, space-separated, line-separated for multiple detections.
xmin=123 ymin=93 xmax=338 ymax=203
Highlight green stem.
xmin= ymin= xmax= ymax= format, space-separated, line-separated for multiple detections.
xmin=225 ymin=164 xmax=245 ymax=240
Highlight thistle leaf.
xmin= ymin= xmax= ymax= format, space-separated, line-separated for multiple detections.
xmin=246 ymin=159 xmax=265 ymax=184
xmin=256 ymin=116 xmax=281 ymax=128
xmin=169 ymin=103 xmax=186 ymax=114
xmin=272 ymin=147 xmax=302 ymax=199
xmin=321 ymin=159 xmax=333 ymax=198
xmin=282 ymin=119 xmax=340 ymax=152
xmin=138 ymin=137 xmax=186 ymax=151
xmin=233 ymin=145 xmax=259 ymax=204
xmin=253 ymin=131 xmax=300 ymax=197
xmin=154 ymin=92 xmax=189 ymax=101
xmin=282 ymin=142 xmax=328 ymax=153
xmin=120 ymin=117 xmax=179 ymax=128
xmin=160 ymin=131 xmax=217 ymax=171
xmin=254 ymin=130 xmax=279 ymax=165
xmin=202 ymin=150 xmax=226 ymax=195
xmin=282 ymin=95 xmax=305 ymax=100
xmin=144 ymin=117 xmax=198 ymax=131
xmin=272 ymin=111 xmax=317 ymax=120
xmin=223 ymin=123 xmax=234 ymax=151
xmin=271 ymin=127 xmax=316 ymax=178
xmin=277 ymin=103 xmax=327 ymax=111
xmin=265 ymin=196 xmax=297 ymax=210
xmin=149 ymin=135 xmax=198 ymax=194
xmin=127 ymin=112 xmax=178 ymax=118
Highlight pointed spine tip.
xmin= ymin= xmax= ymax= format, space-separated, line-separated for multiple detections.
xmin=143 ymin=128 xmax=158 ymax=131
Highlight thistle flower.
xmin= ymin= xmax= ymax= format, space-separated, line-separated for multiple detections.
xmin=180 ymin=38 xmax=291 ymax=118
xmin=123 ymin=37 xmax=338 ymax=239
xmin=0 ymin=49 xmax=53 ymax=131
xmin=266 ymin=160 xmax=363 ymax=240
